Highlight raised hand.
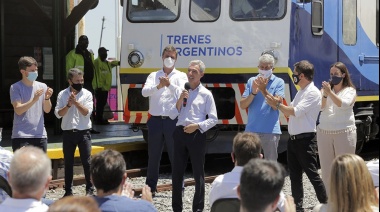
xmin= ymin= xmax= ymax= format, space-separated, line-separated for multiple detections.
xmin=45 ymin=87 xmax=53 ymax=99
xmin=141 ymin=185 xmax=153 ymax=203
xmin=33 ymin=88 xmax=44 ymax=101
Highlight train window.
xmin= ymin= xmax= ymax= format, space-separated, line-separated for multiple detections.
xmin=190 ymin=0 xmax=221 ymax=22
xmin=208 ymin=87 xmax=235 ymax=120
xmin=230 ymin=0 xmax=286 ymax=21
xmin=342 ymin=0 xmax=357 ymax=45
xmin=128 ymin=88 xmax=149 ymax=111
xmin=127 ymin=0 xmax=180 ymax=22
xmin=311 ymin=0 xmax=323 ymax=35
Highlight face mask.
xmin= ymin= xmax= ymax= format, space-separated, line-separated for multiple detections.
xmin=164 ymin=57 xmax=175 ymax=68
xmin=71 ymin=83 xmax=83 ymax=92
xmin=292 ymin=74 xmax=300 ymax=85
xmin=330 ymin=75 xmax=343 ymax=85
xmin=27 ymin=71 xmax=38 ymax=82
xmin=259 ymin=69 xmax=273 ymax=79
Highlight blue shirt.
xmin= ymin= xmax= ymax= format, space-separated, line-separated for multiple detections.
xmin=10 ymin=81 xmax=48 ymax=139
xmin=94 ymin=195 xmax=157 ymax=212
xmin=173 ymin=84 xmax=218 ymax=133
xmin=242 ymin=74 xmax=285 ymax=134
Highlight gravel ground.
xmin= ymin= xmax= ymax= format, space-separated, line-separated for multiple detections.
xmin=46 ymin=172 xmax=319 ymax=212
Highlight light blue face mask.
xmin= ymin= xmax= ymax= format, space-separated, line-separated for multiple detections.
xmin=27 ymin=71 xmax=38 ymax=82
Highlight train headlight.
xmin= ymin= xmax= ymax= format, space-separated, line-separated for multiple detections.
xmin=128 ymin=50 xmax=144 ymax=68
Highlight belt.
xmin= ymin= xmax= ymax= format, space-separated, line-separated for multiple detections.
xmin=63 ymin=129 xmax=89 ymax=133
xmin=152 ymin=115 xmax=169 ymax=119
xmin=289 ymin=132 xmax=315 ymax=140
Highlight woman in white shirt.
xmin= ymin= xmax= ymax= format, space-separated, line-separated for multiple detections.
xmin=317 ymin=62 xmax=357 ymax=194
xmin=313 ymin=154 xmax=379 ymax=212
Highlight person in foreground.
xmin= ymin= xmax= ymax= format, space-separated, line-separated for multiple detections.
xmin=266 ymin=60 xmax=327 ymax=211
xmin=91 ymin=149 xmax=157 ymax=212
xmin=171 ymin=60 xmax=218 ymax=212
xmin=209 ymin=132 xmax=286 ymax=211
xmin=48 ymin=196 xmax=100 ymax=212
xmin=238 ymin=158 xmax=295 ymax=212
xmin=313 ymin=154 xmax=379 ymax=212
xmin=0 ymin=146 xmax=52 ymax=212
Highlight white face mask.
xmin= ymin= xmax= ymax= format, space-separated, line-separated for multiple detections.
xmin=164 ymin=57 xmax=175 ymax=68
xmin=259 ymin=69 xmax=273 ymax=79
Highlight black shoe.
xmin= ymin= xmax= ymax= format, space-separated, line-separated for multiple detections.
xmin=90 ymin=129 xmax=100 ymax=134
xmin=62 ymin=191 xmax=73 ymax=198
xmin=95 ymin=120 xmax=110 ymax=125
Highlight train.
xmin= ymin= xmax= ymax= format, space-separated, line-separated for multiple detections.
xmin=118 ymin=0 xmax=379 ymax=153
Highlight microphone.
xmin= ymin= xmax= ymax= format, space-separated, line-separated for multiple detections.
xmin=183 ymin=82 xmax=191 ymax=107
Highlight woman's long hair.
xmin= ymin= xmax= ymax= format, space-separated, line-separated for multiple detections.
xmin=329 ymin=154 xmax=377 ymax=212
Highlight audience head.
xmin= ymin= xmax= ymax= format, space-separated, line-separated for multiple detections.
xmin=90 ymin=149 xmax=126 ymax=193
xmin=48 ymin=196 xmax=100 ymax=212
xmin=232 ymin=132 xmax=262 ymax=166
xmin=238 ymin=159 xmax=286 ymax=212
xmin=329 ymin=154 xmax=377 ymax=212
xmin=9 ymin=146 xmax=52 ymax=199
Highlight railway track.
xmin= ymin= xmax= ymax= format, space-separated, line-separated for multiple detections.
xmin=48 ymin=165 xmax=218 ymax=196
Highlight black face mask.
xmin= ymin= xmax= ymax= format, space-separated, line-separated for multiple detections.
xmin=330 ymin=75 xmax=343 ymax=85
xmin=292 ymin=74 xmax=300 ymax=85
xmin=71 ymin=83 xmax=83 ymax=92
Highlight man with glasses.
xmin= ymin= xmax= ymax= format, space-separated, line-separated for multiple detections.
xmin=10 ymin=56 xmax=53 ymax=152
xmin=240 ymin=54 xmax=285 ymax=161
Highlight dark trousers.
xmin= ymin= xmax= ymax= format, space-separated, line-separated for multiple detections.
xmin=12 ymin=138 xmax=47 ymax=152
xmin=172 ymin=126 xmax=207 ymax=212
xmin=287 ymin=134 xmax=327 ymax=211
xmin=62 ymin=130 xmax=93 ymax=192
xmin=145 ymin=116 xmax=177 ymax=192
xmin=95 ymin=89 xmax=109 ymax=121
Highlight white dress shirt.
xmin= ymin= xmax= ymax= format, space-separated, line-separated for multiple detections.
xmin=0 ymin=198 xmax=48 ymax=212
xmin=174 ymin=84 xmax=218 ymax=133
xmin=141 ymin=68 xmax=187 ymax=117
xmin=288 ymin=82 xmax=321 ymax=135
xmin=209 ymin=166 xmax=286 ymax=211
xmin=54 ymin=87 xmax=93 ymax=130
